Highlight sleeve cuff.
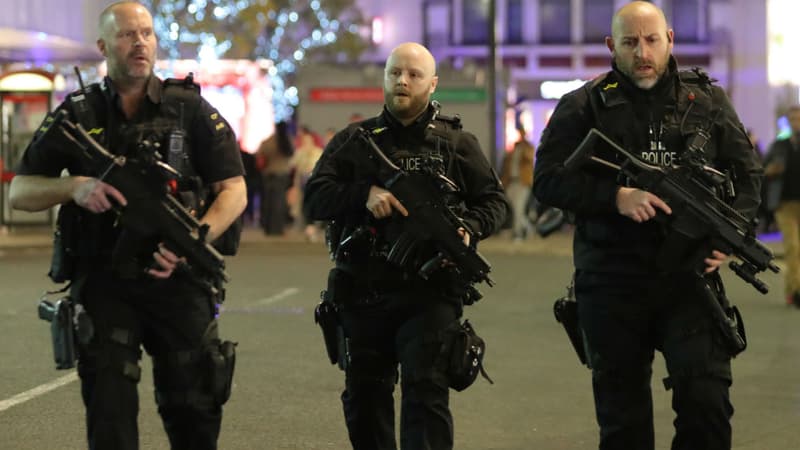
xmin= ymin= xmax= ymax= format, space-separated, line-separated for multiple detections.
xmin=463 ymin=217 xmax=483 ymax=239
xmin=595 ymin=179 xmax=620 ymax=214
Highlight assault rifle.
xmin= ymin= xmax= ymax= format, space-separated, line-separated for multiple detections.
xmin=357 ymin=127 xmax=494 ymax=294
xmin=565 ymin=128 xmax=779 ymax=294
xmin=45 ymin=109 xmax=229 ymax=295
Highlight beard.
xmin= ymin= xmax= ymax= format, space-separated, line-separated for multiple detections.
xmin=615 ymin=48 xmax=670 ymax=90
xmin=109 ymin=53 xmax=153 ymax=81
xmin=384 ymin=90 xmax=429 ymax=122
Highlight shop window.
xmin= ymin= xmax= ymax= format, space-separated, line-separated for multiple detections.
xmin=583 ymin=0 xmax=614 ymax=43
xmin=669 ymin=0 xmax=705 ymax=43
xmin=540 ymin=0 xmax=571 ymax=44
xmin=463 ymin=0 xmax=490 ymax=44
xmin=507 ymin=0 xmax=524 ymax=44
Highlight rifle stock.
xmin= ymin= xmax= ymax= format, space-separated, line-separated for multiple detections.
xmin=566 ymin=128 xmax=778 ymax=293
xmin=47 ymin=109 xmax=229 ymax=292
xmin=356 ymin=127 xmax=493 ymax=288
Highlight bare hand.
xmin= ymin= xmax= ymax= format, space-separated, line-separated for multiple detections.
xmin=147 ymin=243 xmax=184 ymax=279
xmin=73 ymin=178 xmax=127 ymax=213
xmin=366 ymin=185 xmax=408 ymax=219
xmin=441 ymin=228 xmax=471 ymax=267
xmin=616 ymin=187 xmax=672 ymax=223
xmin=704 ymin=249 xmax=728 ymax=274
xmin=457 ymin=227 xmax=470 ymax=247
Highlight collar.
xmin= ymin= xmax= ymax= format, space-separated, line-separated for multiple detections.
xmin=101 ymin=74 xmax=163 ymax=104
xmin=610 ymin=55 xmax=678 ymax=100
xmin=381 ymin=103 xmax=436 ymax=133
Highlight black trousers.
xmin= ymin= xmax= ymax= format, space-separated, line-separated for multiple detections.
xmin=575 ymin=270 xmax=733 ymax=450
xmin=338 ymin=290 xmax=461 ymax=450
xmin=76 ymin=273 xmax=222 ymax=450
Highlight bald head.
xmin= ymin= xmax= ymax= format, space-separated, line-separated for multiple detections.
xmin=606 ymin=1 xmax=673 ymax=90
xmin=383 ymin=42 xmax=438 ymax=125
xmin=611 ymin=1 xmax=669 ymax=40
xmin=98 ymin=1 xmax=149 ymax=40
xmin=385 ymin=42 xmax=437 ymax=77
xmin=96 ymin=1 xmax=156 ymax=85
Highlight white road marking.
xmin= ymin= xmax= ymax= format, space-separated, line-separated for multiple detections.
xmin=0 ymin=372 xmax=78 ymax=413
xmin=254 ymin=287 xmax=300 ymax=306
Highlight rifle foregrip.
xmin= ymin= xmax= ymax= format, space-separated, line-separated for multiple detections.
xmin=729 ymin=261 xmax=768 ymax=294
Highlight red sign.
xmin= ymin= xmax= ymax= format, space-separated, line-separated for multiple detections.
xmin=309 ymin=87 xmax=383 ymax=103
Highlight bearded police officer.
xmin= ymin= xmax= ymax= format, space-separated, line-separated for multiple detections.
xmin=304 ymin=42 xmax=510 ymax=450
xmin=533 ymin=2 xmax=762 ymax=450
xmin=9 ymin=2 xmax=246 ymax=449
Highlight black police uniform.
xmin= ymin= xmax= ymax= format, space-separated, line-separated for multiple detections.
xmin=304 ymin=104 xmax=509 ymax=450
xmin=533 ymin=57 xmax=762 ymax=450
xmin=16 ymin=75 xmax=243 ymax=450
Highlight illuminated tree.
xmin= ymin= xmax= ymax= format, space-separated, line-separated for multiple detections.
xmin=143 ymin=0 xmax=371 ymax=120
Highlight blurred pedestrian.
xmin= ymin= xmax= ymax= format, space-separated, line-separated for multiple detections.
xmin=290 ymin=128 xmax=324 ymax=241
xmin=257 ymin=121 xmax=294 ymax=235
xmin=240 ymin=145 xmax=262 ymax=226
xmin=764 ymin=105 xmax=800 ymax=306
xmin=500 ymin=127 xmax=535 ymax=240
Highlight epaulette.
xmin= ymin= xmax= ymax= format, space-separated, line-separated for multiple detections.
xmin=67 ymin=82 xmax=103 ymax=136
xmin=434 ymin=112 xmax=462 ymax=130
xmin=350 ymin=116 xmax=382 ymax=136
xmin=163 ymin=72 xmax=201 ymax=95
xmin=589 ymin=71 xmax=612 ymax=90
xmin=679 ymin=67 xmax=717 ymax=85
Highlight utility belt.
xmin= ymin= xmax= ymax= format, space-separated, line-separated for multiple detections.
xmin=554 ymin=269 xmax=747 ymax=370
xmin=335 ymin=261 xmax=430 ymax=298
xmin=314 ymin=267 xmax=493 ymax=391
xmin=313 ymin=265 xmax=423 ymax=370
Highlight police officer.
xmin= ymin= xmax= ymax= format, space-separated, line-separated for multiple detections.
xmin=304 ymin=42 xmax=509 ymax=450
xmin=9 ymin=2 xmax=246 ymax=449
xmin=532 ymin=2 xmax=761 ymax=450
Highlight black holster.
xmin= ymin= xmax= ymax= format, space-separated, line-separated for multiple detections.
xmin=203 ymin=320 xmax=237 ymax=406
xmin=208 ymin=339 xmax=237 ymax=405
xmin=37 ymin=296 xmax=76 ymax=370
xmin=314 ymin=268 xmax=351 ymax=368
xmin=37 ymin=284 xmax=94 ymax=371
xmin=553 ymin=278 xmax=590 ymax=367
xmin=703 ymin=272 xmax=747 ymax=357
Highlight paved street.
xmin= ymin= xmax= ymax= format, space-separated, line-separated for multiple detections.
xmin=0 ymin=227 xmax=798 ymax=449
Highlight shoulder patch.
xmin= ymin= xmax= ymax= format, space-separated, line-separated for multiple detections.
xmin=36 ymin=114 xmax=56 ymax=135
xmin=679 ymin=67 xmax=717 ymax=85
xmin=589 ymin=71 xmax=612 ymax=89
xmin=163 ymin=73 xmax=201 ymax=95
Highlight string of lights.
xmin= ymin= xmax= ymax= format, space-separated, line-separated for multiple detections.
xmin=142 ymin=0 xmax=370 ymax=121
